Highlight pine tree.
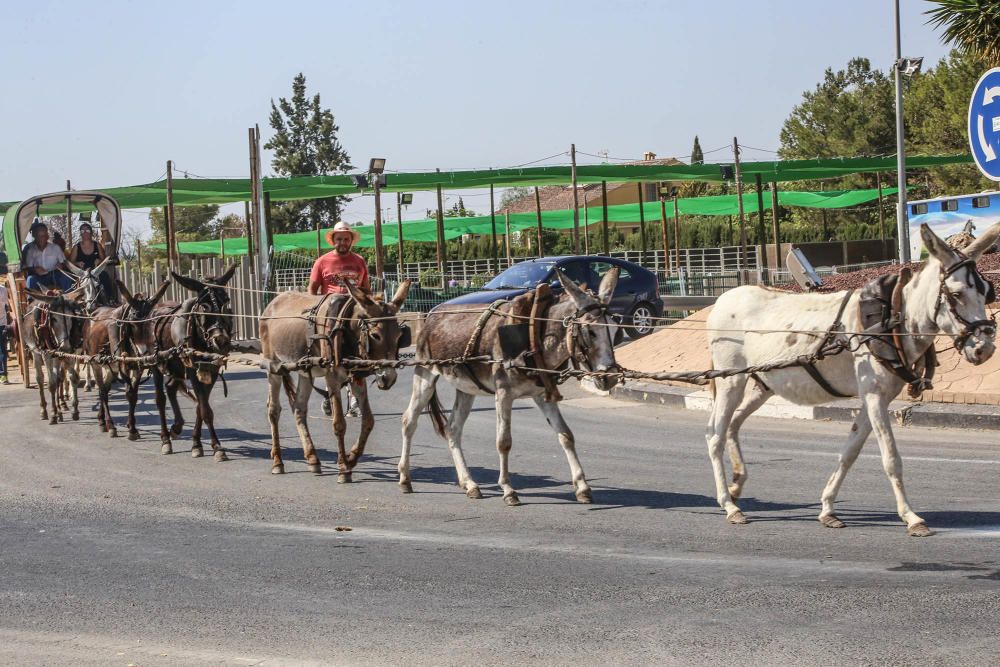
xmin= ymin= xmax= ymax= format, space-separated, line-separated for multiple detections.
xmin=264 ymin=73 xmax=352 ymax=233
xmin=690 ymin=136 xmax=704 ymax=165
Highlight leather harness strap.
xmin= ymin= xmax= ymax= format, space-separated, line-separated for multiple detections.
xmin=459 ymin=298 xmax=508 ymax=394
xmin=801 ymin=289 xmax=855 ymax=399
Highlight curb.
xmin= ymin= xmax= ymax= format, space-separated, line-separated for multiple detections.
xmin=610 ymin=381 xmax=1000 ymax=431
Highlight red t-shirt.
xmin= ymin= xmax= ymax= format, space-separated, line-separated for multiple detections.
xmin=309 ymin=250 xmax=370 ymax=295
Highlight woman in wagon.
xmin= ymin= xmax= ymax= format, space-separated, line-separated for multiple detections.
xmin=23 ymin=222 xmax=73 ymax=293
xmin=69 ymin=222 xmax=113 ymax=297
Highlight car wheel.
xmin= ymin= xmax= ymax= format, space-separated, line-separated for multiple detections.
xmin=625 ymin=302 xmax=656 ymax=339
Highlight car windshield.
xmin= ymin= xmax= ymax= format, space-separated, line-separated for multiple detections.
xmin=484 ymin=262 xmax=556 ymax=289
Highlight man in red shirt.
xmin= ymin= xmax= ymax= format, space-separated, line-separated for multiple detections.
xmin=309 ymin=221 xmax=369 ymax=295
xmin=309 ymin=221 xmax=370 ymax=417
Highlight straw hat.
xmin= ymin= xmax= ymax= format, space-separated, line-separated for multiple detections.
xmin=324 ymin=221 xmax=361 ymax=247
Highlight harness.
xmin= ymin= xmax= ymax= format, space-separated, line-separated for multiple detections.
xmin=936 ymin=253 xmax=997 ymax=349
xmin=797 ymin=289 xmax=855 ymax=398
xmin=460 ymin=298 xmax=508 ymax=394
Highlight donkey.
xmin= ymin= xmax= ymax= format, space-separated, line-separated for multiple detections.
xmin=21 ymin=289 xmax=87 ymax=424
xmin=83 ymin=280 xmax=170 ymax=440
xmin=398 ymin=268 xmax=623 ymax=506
xmin=259 ymin=279 xmax=412 ymax=480
xmin=64 ymin=257 xmax=115 ymax=394
xmin=705 ymin=223 xmax=1000 ymax=536
xmin=149 ymin=266 xmax=237 ymax=458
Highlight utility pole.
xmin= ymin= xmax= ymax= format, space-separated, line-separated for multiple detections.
xmin=435 ymin=174 xmax=446 ymax=274
xmin=732 ymin=137 xmax=748 ymax=271
xmin=755 ymin=174 xmax=767 ymax=271
xmin=771 ymin=184 xmax=781 ymax=269
xmin=489 ymin=184 xmax=498 ymax=272
xmin=637 ymin=182 xmax=647 ymax=257
xmin=601 ymin=180 xmax=609 ymax=255
xmin=672 ymin=192 xmax=681 ymax=275
xmin=165 ymin=160 xmax=177 ymax=273
xmin=372 ymin=174 xmax=385 ymax=278
xmin=504 ymin=209 xmax=512 ymax=265
xmin=396 ymin=192 xmax=405 ymax=276
xmin=893 ymin=0 xmax=910 ymax=262
xmin=534 ymin=186 xmax=544 ymax=256
xmin=570 ymin=143 xmax=580 ymax=253
xmin=659 ymin=188 xmax=671 ymax=275
xmin=65 ymin=179 xmax=72 ymax=248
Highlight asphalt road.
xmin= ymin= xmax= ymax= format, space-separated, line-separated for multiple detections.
xmin=2 ymin=364 xmax=1000 ymax=666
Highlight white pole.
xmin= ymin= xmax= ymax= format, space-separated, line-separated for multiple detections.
xmin=893 ymin=0 xmax=910 ymax=263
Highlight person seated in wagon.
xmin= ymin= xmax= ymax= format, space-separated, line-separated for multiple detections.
xmin=69 ymin=221 xmax=114 ymax=298
xmin=23 ymin=221 xmax=73 ymax=293
xmin=308 ymin=221 xmax=370 ymax=417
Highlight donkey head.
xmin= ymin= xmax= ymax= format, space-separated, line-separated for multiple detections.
xmin=344 ymin=278 xmax=413 ymax=390
xmin=555 ymin=266 xmax=623 ymax=392
xmin=920 ymin=222 xmax=1000 ymax=365
xmin=116 ymin=280 xmax=171 ymax=356
xmin=171 ymin=264 xmax=237 ymax=353
xmin=65 ymin=257 xmax=112 ymax=312
xmin=25 ymin=289 xmax=86 ymax=352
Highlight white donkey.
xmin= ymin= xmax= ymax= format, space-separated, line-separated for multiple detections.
xmin=706 ymin=223 xmax=1000 ymax=536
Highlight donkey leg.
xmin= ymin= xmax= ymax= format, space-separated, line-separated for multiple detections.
xmin=326 ymin=376 xmax=351 ymax=482
xmin=168 ymin=378 xmax=185 ymax=437
xmin=345 ymin=378 xmax=374 ymax=470
xmin=533 ymin=397 xmax=591 ymax=503
xmin=68 ymin=363 xmax=80 ymax=421
xmin=34 ymin=354 xmax=48 ymax=420
xmin=289 ymin=373 xmax=320 ymax=474
xmin=495 ymin=386 xmax=520 ymax=506
xmin=705 ymin=376 xmax=748 ymax=523
xmin=446 ymin=390 xmax=481 ymax=499
xmin=98 ymin=368 xmax=118 ymax=438
xmin=47 ymin=361 xmax=61 ymax=425
xmin=266 ymin=372 xmax=286 ymax=473
xmin=398 ymin=366 xmax=438 ymax=493
xmin=152 ymin=370 xmax=172 ymax=454
xmin=126 ymin=374 xmax=141 ymax=441
xmin=819 ymin=408 xmax=872 ymax=528
xmin=725 ymin=378 xmax=772 ymax=499
xmin=201 ymin=379 xmax=227 ymax=462
xmin=863 ymin=388 xmax=930 ymax=536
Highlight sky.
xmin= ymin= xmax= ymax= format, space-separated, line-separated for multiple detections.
xmin=0 ymin=0 xmax=954 ymax=237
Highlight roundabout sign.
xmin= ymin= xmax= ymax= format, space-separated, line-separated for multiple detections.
xmin=969 ymin=67 xmax=1000 ymax=181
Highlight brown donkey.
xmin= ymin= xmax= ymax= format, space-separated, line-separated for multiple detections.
xmin=82 ymin=280 xmax=170 ymax=440
xmin=149 ymin=265 xmax=237 ymax=458
xmin=398 ymin=268 xmax=622 ymax=505
xmin=259 ymin=279 xmax=412 ymax=480
xmin=21 ymin=289 xmax=87 ymax=424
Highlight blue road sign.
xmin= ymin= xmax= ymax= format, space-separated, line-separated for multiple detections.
xmin=969 ymin=68 xmax=1000 ymax=181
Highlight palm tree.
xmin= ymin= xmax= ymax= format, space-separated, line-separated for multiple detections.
xmin=925 ymin=0 xmax=1000 ymax=66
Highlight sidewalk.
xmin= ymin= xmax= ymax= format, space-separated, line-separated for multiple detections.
xmin=610 ymin=381 xmax=1000 ymax=431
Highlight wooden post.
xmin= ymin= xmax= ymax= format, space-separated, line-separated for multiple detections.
xmin=435 ymin=175 xmax=445 ymax=274
xmin=249 ymin=126 xmax=268 ymax=286
xmin=672 ymin=193 xmax=681 ymax=275
xmin=166 ymin=160 xmax=178 ymax=273
xmin=396 ymin=192 xmax=405 ymax=276
xmin=659 ymin=193 xmax=671 ymax=275
xmin=601 ymin=180 xmax=610 ymax=255
xmin=821 ymin=181 xmax=829 ymax=240
xmin=534 ymin=186 xmax=544 ymax=256
xmin=504 ymin=209 xmax=512 ymax=265
xmin=315 ymin=217 xmax=321 ymax=258
xmin=755 ymin=173 xmax=767 ymax=271
xmin=244 ymin=200 xmax=254 ymax=260
xmin=65 ymin=179 xmax=72 ymax=248
xmin=570 ymin=143 xmax=580 ymax=253
xmin=372 ymin=173 xmax=385 ymax=278
xmin=490 ymin=185 xmax=499 ymax=271
xmin=876 ymin=172 xmax=887 ymax=258
xmin=583 ymin=191 xmax=591 ymax=255
xmin=220 ymin=227 xmax=227 ymax=263
xmin=732 ymin=137 xmax=748 ymax=271
xmin=771 ymin=183 xmax=781 ymax=269
xmin=637 ymin=182 xmax=647 ymax=257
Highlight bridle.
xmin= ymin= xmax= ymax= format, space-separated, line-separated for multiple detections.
xmin=32 ymin=298 xmax=82 ymax=352
xmin=562 ymin=301 xmax=623 ymax=379
xmin=186 ymin=286 xmax=233 ymax=353
xmin=935 ymin=252 xmax=997 ymax=350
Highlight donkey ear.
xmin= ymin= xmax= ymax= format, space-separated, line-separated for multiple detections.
xmin=344 ymin=278 xmax=377 ymax=311
xmin=116 ymin=280 xmax=137 ymax=306
xmin=965 ymin=221 xmax=1000 ymax=260
xmin=209 ymin=263 xmax=237 ymax=286
xmin=170 ymin=271 xmax=204 ymax=293
xmin=63 ymin=262 xmax=84 ymax=278
xmin=149 ymin=280 xmax=170 ymax=306
xmin=597 ymin=266 xmax=620 ymax=304
xmin=920 ymin=224 xmax=957 ymax=265
xmin=390 ymin=279 xmax=412 ymax=313
xmin=26 ymin=289 xmax=58 ymax=303
xmin=555 ymin=268 xmax=591 ymax=306
xmin=92 ymin=256 xmax=111 ymax=278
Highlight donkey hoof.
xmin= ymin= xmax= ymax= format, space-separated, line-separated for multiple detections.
xmin=109 ymin=429 xmax=119 ymax=438
xmin=128 ymin=432 xmax=140 ymax=442
xmin=399 ymin=481 xmax=413 ymax=494
xmin=49 ymin=418 xmax=58 ymax=426
xmin=466 ymin=486 xmax=483 ymax=499
xmin=307 ymin=463 xmax=322 ymax=474
xmin=503 ymin=493 xmax=521 ymax=507
xmin=161 ymin=442 xmax=173 ymax=455
xmin=727 ymin=509 xmax=748 ymax=525
xmin=820 ymin=514 xmax=845 ymax=529
xmin=213 ymin=450 xmax=228 ymax=462
xmin=576 ymin=488 xmax=593 ymax=504
xmin=40 ymin=411 xmax=48 ymax=421
xmin=99 ymin=424 xmax=108 ymax=433
xmin=191 ymin=446 xmax=204 ymax=458
xmin=907 ymin=522 xmax=933 ymax=537
xmin=271 ymin=464 xmax=285 ymax=475
xmin=170 ymin=423 xmax=184 ymax=437
xmin=71 ymin=412 xmax=80 ymax=421
xmin=337 ymin=473 xmax=352 ymax=484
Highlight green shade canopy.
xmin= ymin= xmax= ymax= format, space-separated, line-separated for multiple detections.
xmin=0 ymin=154 xmax=968 ymax=215
xmin=151 ymin=186 xmax=901 ymax=256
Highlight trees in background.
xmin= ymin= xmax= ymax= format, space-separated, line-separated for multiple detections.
xmin=926 ymin=0 xmax=1000 ymax=66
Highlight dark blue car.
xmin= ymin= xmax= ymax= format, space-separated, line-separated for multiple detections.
xmin=436 ymin=256 xmax=664 ymax=339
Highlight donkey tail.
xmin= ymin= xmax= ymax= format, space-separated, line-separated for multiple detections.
xmin=708 ymin=359 xmax=716 ymax=399
xmin=427 ymin=387 xmax=447 ymax=439
xmin=281 ymin=373 xmax=297 ymax=405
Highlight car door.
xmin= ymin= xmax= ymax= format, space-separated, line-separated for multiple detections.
xmin=553 ymin=259 xmax=591 ymax=290
xmin=588 ymin=259 xmax=635 ymax=315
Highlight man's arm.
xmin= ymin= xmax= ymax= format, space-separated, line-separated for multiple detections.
xmin=308 ymin=280 xmax=322 ymax=295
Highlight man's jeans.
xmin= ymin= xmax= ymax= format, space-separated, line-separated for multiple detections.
xmin=0 ymin=325 xmax=8 ymax=376
xmin=26 ymin=270 xmax=73 ymax=293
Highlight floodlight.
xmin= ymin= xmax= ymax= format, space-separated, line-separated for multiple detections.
xmin=351 ymin=174 xmax=369 ymax=189
xmin=369 ymin=158 xmax=387 ymax=174
xmin=401 ymin=193 xmax=414 ymax=205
